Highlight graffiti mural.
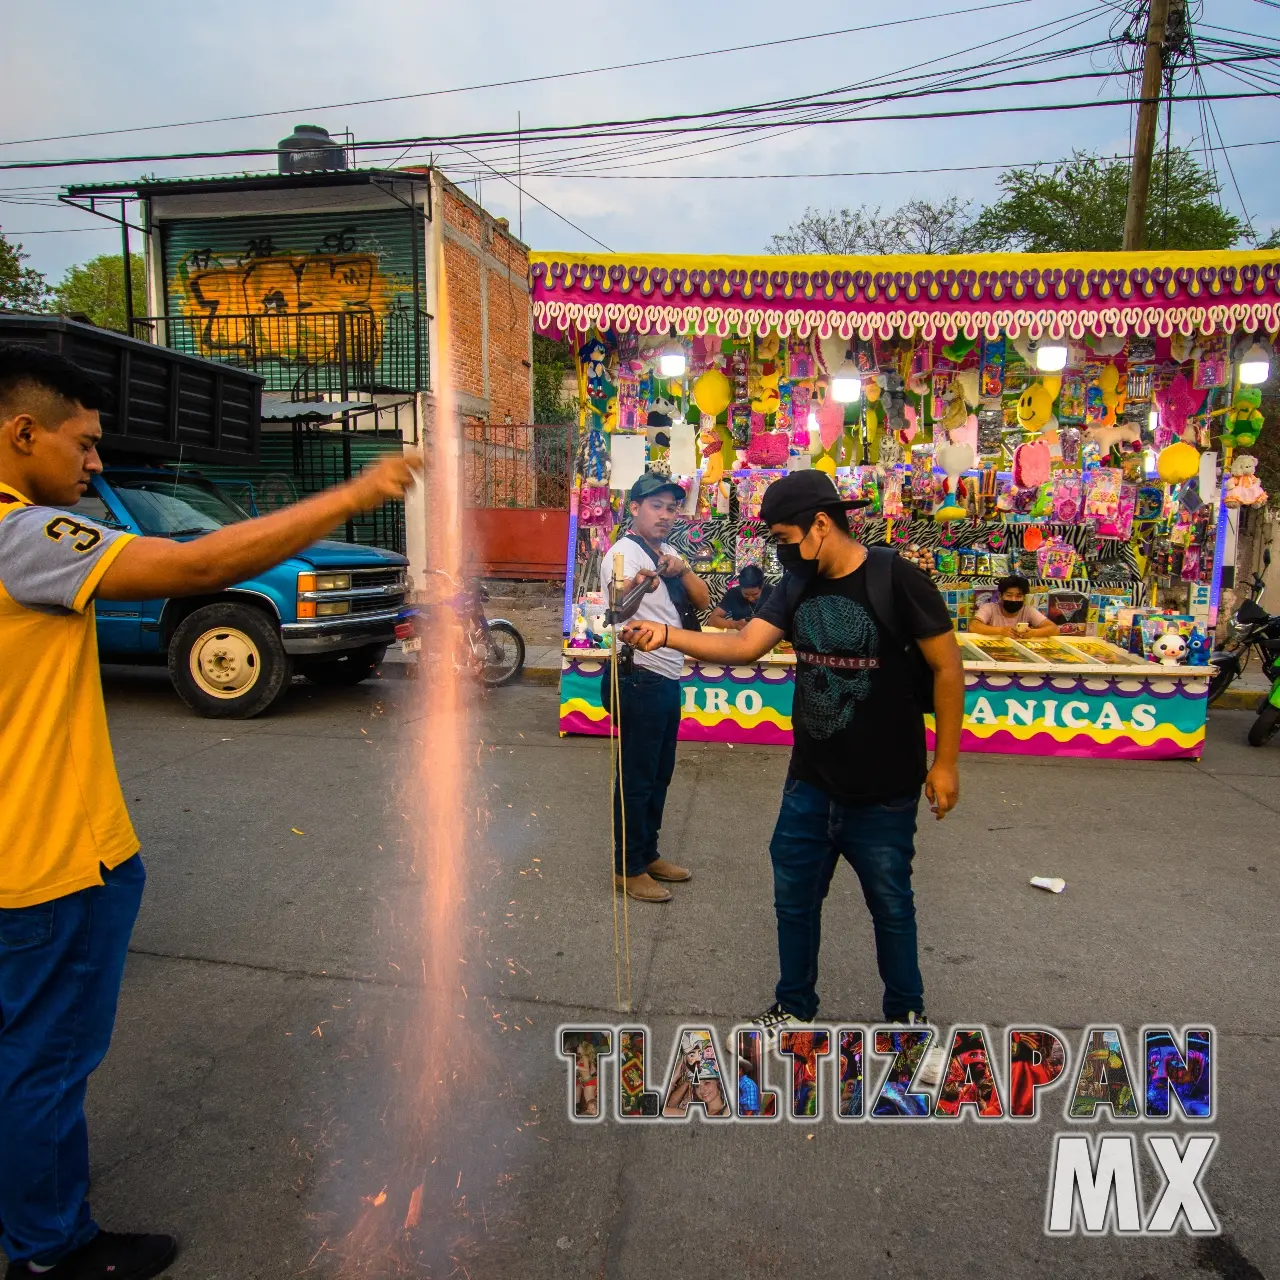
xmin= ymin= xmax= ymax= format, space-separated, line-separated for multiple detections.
xmin=162 ymin=212 xmax=421 ymax=392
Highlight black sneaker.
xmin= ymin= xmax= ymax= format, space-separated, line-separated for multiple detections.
xmin=6 ymin=1232 xmax=177 ymax=1280
xmin=748 ymin=1001 xmax=808 ymax=1047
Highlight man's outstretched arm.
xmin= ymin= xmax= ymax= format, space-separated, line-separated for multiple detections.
xmin=623 ymin=616 xmax=783 ymax=664
xmin=96 ymin=456 xmax=421 ymax=601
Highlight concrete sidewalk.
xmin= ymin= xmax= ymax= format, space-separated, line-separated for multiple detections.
xmin=40 ymin=671 xmax=1280 ymax=1279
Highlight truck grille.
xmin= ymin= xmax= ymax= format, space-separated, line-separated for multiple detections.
xmin=349 ymin=567 xmax=406 ymax=614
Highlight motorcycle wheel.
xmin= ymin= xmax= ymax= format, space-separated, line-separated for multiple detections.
xmin=480 ymin=621 xmax=525 ymax=688
xmin=1247 ymin=703 xmax=1280 ymax=747
xmin=1206 ymin=663 xmax=1237 ymax=706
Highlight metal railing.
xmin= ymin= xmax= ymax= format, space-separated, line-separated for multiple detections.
xmin=130 ymin=308 xmax=431 ymax=399
xmin=463 ymin=423 xmax=575 ymax=509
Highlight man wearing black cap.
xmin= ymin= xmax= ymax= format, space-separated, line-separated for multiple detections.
xmin=606 ymin=473 xmax=710 ymax=903
xmin=624 ymin=471 xmax=963 ymax=1081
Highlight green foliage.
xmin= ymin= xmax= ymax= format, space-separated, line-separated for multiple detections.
xmin=770 ymin=149 xmax=1247 ymax=256
xmin=533 ymin=331 xmax=578 ymax=425
xmin=972 ymin=149 xmax=1244 ymax=252
xmin=52 ymin=253 xmax=147 ymax=333
xmin=0 ymin=229 xmax=50 ymax=311
xmin=768 ymin=197 xmax=984 ymax=255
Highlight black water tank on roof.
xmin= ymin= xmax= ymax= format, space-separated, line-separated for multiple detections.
xmin=277 ymin=124 xmax=347 ymax=175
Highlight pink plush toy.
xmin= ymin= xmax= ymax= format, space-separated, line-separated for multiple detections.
xmin=1153 ymin=374 xmax=1204 ymax=445
xmin=1013 ymin=440 xmax=1052 ymax=489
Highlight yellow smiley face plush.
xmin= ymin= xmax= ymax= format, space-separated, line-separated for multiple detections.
xmin=1016 ymin=377 xmax=1061 ymax=434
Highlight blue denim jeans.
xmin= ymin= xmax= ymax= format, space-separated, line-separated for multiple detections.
xmin=602 ymin=667 xmax=682 ymax=876
xmin=769 ymin=778 xmax=923 ymax=1022
xmin=0 ymin=855 xmax=145 ymax=1266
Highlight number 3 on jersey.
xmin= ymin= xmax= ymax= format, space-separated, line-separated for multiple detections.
xmin=44 ymin=515 xmax=103 ymax=553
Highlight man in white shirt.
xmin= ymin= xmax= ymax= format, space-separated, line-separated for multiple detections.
xmin=606 ymin=473 xmax=710 ymax=902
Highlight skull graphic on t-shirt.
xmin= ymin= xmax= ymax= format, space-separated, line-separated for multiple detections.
xmin=792 ymin=595 xmax=879 ymax=740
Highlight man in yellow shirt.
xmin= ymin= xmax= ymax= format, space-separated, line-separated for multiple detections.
xmin=0 ymin=344 xmax=419 ymax=1280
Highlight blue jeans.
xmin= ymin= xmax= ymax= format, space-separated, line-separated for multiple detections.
xmin=769 ymin=778 xmax=923 ymax=1022
xmin=602 ymin=667 xmax=681 ymax=876
xmin=0 ymin=855 xmax=145 ymax=1266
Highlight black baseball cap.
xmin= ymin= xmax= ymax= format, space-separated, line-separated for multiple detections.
xmin=758 ymin=470 xmax=869 ymax=526
xmin=629 ymin=471 xmax=686 ymax=504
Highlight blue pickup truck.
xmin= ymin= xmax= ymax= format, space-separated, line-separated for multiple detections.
xmin=71 ymin=467 xmax=411 ymax=718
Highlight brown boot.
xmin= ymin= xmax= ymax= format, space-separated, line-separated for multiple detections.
xmin=647 ymin=857 xmax=692 ymax=883
xmin=614 ymin=873 xmax=673 ymax=903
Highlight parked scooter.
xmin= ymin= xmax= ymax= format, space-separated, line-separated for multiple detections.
xmin=401 ymin=570 xmax=526 ymax=688
xmin=1208 ymin=549 xmax=1280 ymax=745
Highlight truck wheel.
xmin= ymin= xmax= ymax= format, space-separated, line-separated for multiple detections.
xmin=1247 ymin=703 xmax=1280 ymax=747
xmin=169 ymin=603 xmax=292 ymax=719
xmin=299 ymin=645 xmax=387 ymax=687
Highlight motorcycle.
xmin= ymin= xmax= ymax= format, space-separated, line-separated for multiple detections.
xmin=399 ymin=570 xmax=525 ymax=688
xmin=1207 ymin=549 xmax=1280 ymax=746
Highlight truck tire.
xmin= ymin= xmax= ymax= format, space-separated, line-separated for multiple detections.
xmin=1247 ymin=703 xmax=1280 ymax=747
xmin=168 ymin=602 xmax=293 ymax=719
xmin=299 ymin=645 xmax=387 ymax=687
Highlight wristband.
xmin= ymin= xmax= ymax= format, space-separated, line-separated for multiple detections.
xmin=664 ymin=624 xmax=670 ymax=648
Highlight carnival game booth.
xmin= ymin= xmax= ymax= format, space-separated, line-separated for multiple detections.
xmin=537 ymin=248 xmax=1279 ymax=761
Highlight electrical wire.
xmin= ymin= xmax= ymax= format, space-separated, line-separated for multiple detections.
xmin=0 ymin=0 xmax=1036 ymax=150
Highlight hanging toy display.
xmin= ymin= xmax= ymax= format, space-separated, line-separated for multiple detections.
xmin=1156 ymin=441 xmax=1201 ymax=485
xmin=1015 ymin=376 xmax=1061 ymax=438
xmin=1217 ymin=386 xmax=1265 ymax=450
xmin=1223 ymin=454 xmax=1268 ymax=506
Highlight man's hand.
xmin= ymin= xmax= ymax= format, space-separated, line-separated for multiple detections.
xmin=621 ymin=620 xmax=668 ymax=651
xmin=346 ymin=454 xmax=423 ymax=512
xmin=655 ymin=553 xmax=688 ymax=578
xmin=621 ymin=568 xmax=660 ymax=596
xmin=924 ymin=761 xmax=960 ymax=820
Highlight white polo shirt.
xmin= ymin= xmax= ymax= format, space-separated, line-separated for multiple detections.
xmin=609 ymin=535 xmax=684 ymax=680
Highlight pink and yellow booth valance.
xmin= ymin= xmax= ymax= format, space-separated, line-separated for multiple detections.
xmin=531 ymin=248 xmax=1280 ymax=342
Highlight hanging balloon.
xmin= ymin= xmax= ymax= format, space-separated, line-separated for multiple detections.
xmin=692 ymin=367 xmax=731 ymax=418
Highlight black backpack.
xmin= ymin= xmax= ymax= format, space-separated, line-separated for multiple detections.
xmin=780 ymin=545 xmax=935 ymax=713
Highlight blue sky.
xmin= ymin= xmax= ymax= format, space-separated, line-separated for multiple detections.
xmin=3 ymin=0 xmax=1278 ymax=283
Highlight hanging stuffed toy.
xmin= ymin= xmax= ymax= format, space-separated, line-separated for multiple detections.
xmin=940 ymin=368 xmax=980 ymax=450
xmin=1086 ymin=421 xmax=1141 ymax=455
xmin=1218 ymin=387 xmax=1265 ymax=450
xmin=1085 ymin=363 xmax=1126 ymax=428
xmin=1156 ymin=441 xmax=1200 ymax=484
xmin=692 ymin=367 xmax=732 ymax=420
xmin=1223 ymin=454 xmax=1268 ymax=506
xmin=1012 ymin=440 xmax=1052 ymax=490
xmin=934 ymin=442 xmax=974 ymax=520
xmin=1015 ymin=377 xmax=1061 ymax=438
xmin=1153 ymin=373 xmax=1202 ymax=445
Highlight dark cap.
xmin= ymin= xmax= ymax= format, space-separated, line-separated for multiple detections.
xmin=758 ymin=470 xmax=869 ymax=526
xmin=629 ymin=471 xmax=686 ymax=504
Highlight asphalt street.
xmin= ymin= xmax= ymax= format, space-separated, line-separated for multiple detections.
xmin=20 ymin=668 xmax=1280 ymax=1280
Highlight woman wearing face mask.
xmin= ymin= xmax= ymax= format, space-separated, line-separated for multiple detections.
xmin=622 ymin=471 xmax=964 ymax=1087
xmin=970 ymin=574 xmax=1059 ymax=639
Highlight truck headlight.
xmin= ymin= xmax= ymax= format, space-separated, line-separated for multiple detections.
xmin=316 ymin=573 xmax=351 ymax=591
xmin=316 ymin=600 xmax=350 ymax=617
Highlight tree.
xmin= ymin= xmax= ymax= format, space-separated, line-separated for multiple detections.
xmin=532 ymin=332 xmax=578 ymax=425
xmin=0 ymin=229 xmax=50 ymax=311
xmin=52 ymin=253 xmax=147 ymax=333
xmin=768 ymin=197 xmax=983 ymax=255
xmin=769 ymin=149 xmax=1246 ymax=257
xmin=972 ymin=149 xmax=1243 ymax=252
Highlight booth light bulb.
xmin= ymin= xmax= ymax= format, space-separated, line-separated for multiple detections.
xmin=1036 ymin=343 xmax=1068 ymax=372
xmin=1238 ymin=341 xmax=1270 ymax=385
xmin=1144 ymin=448 xmax=1157 ymax=476
xmin=806 ymin=409 xmax=819 ymax=430
xmin=1148 ymin=409 xmax=1159 ymax=431
xmin=659 ymin=350 xmax=686 ymax=379
xmin=831 ymin=362 xmax=862 ymax=403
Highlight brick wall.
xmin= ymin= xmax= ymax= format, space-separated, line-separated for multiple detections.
xmin=437 ymin=178 xmax=532 ymax=433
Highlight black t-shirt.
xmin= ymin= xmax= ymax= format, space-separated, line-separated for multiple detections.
xmin=757 ymin=555 xmax=953 ymax=805
xmin=717 ymin=583 xmax=774 ymax=621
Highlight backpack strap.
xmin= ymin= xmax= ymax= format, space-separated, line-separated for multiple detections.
xmin=865 ymin=545 xmax=906 ymax=650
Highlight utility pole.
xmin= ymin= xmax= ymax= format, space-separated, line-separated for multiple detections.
xmin=1123 ymin=0 xmax=1172 ymax=251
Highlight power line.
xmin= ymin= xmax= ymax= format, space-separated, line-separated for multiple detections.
xmin=0 ymin=0 xmax=1035 ymax=150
